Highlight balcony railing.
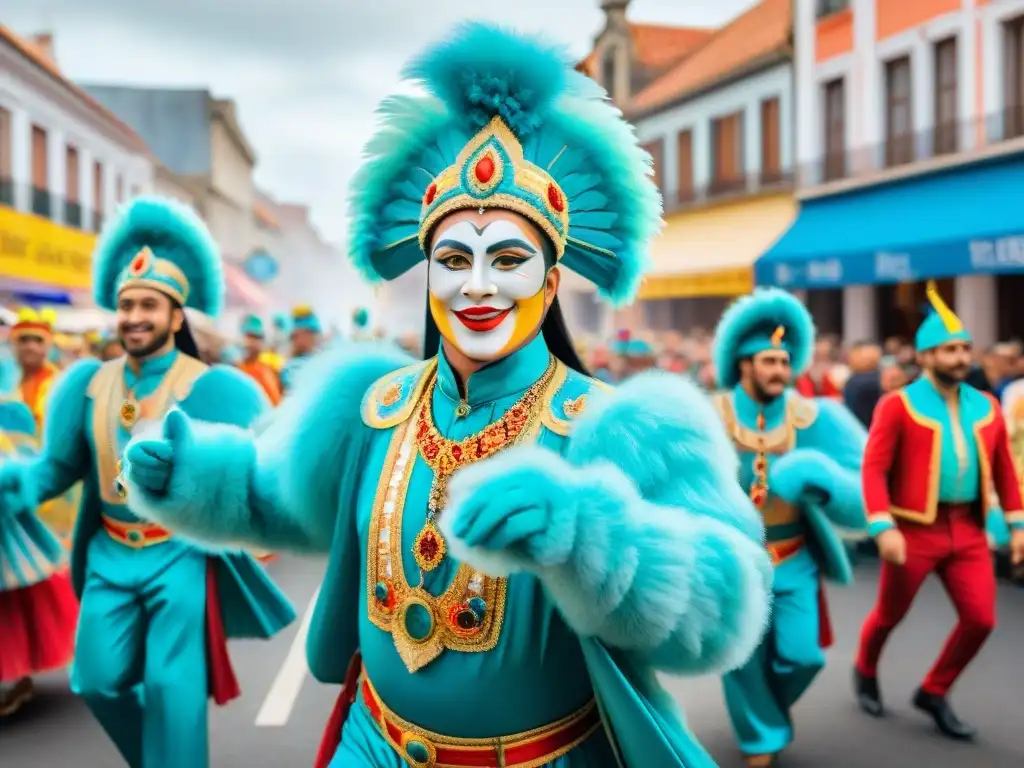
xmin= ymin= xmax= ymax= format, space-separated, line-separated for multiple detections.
xmin=65 ymin=200 xmax=83 ymax=228
xmin=0 ymin=177 xmax=105 ymax=232
xmin=31 ymin=186 xmax=52 ymax=218
xmin=665 ymin=168 xmax=794 ymax=214
xmin=800 ymin=107 xmax=1024 ymax=188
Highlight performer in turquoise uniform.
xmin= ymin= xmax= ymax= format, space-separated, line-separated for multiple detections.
xmin=0 ymin=197 xmax=295 ymax=767
xmin=280 ymin=304 xmax=322 ymax=392
xmin=122 ymin=24 xmax=771 ymax=768
xmin=710 ymin=288 xmax=868 ymax=767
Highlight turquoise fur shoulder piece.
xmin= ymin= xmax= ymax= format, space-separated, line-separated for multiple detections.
xmin=541 ymin=366 xmax=611 ymax=437
xmin=265 ymin=343 xmax=416 ymax=544
xmin=361 ymin=359 xmax=435 ymax=429
xmin=713 ymin=288 xmax=816 ymax=389
xmin=179 ymin=364 xmax=270 ymax=428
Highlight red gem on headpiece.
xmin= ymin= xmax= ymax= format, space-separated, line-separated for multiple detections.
xmin=547 ymin=183 xmax=564 ymax=213
xmin=474 ymin=155 xmax=495 ymax=183
xmin=424 ymin=183 xmax=437 ymax=206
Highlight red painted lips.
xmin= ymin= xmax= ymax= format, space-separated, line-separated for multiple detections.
xmin=453 ymin=306 xmax=513 ymax=332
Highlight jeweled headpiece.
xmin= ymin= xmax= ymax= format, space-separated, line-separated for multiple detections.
xmin=348 ymin=21 xmax=662 ymax=306
xmin=93 ymin=196 xmax=224 ymax=317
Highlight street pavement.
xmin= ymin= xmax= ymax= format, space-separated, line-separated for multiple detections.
xmin=3 ymin=556 xmax=1023 ymax=767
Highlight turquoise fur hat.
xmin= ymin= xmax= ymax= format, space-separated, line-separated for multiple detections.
xmin=241 ymin=314 xmax=265 ymax=338
xmin=93 ymin=196 xmax=224 ymax=317
xmin=352 ymin=307 xmax=369 ymax=329
xmin=915 ymin=281 xmax=971 ymax=352
xmin=624 ymin=338 xmax=655 ymax=358
xmin=291 ymin=305 xmax=321 ymax=335
xmin=713 ymin=288 xmax=815 ymax=389
xmin=348 ymin=21 xmax=662 ymax=306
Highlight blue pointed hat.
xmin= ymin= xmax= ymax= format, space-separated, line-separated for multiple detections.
xmin=93 ymin=196 xmax=224 ymax=317
xmin=713 ymin=288 xmax=816 ymax=389
xmin=241 ymin=314 xmax=265 ymax=338
xmin=348 ymin=21 xmax=662 ymax=306
xmin=916 ymin=281 xmax=971 ymax=352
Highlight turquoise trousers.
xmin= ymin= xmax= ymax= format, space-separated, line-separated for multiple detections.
xmin=722 ymin=549 xmax=825 ymax=756
xmin=72 ymin=539 xmax=209 ymax=768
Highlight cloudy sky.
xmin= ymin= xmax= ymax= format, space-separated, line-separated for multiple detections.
xmin=2 ymin=0 xmax=757 ymax=245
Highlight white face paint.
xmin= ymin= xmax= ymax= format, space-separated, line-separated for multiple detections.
xmin=427 ymin=217 xmax=548 ymax=361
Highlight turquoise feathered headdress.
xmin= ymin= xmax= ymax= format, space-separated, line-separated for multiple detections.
xmin=93 ymin=196 xmax=224 ymax=318
xmin=712 ymin=288 xmax=816 ymax=389
xmin=348 ymin=21 xmax=662 ymax=306
xmin=291 ymin=305 xmax=321 ymax=334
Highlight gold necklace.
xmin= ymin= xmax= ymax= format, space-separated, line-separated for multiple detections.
xmin=412 ymin=358 xmax=556 ymax=573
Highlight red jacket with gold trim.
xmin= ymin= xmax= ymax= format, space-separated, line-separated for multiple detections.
xmin=862 ymin=383 xmax=1024 ymax=531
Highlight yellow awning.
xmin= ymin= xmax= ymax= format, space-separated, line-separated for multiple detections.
xmin=0 ymin=206 xmax=96 ymax=290
xmin=638 ymin=193 xmax=797 ymax=300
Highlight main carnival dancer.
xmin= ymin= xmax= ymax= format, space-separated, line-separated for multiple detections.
xmin=854 ymin=283 xmax=1024 ymax=740
xmin=710 ymin=288 xmax=868 ymax=767
xmin=122 ymin=24 xmax=772 ymax=768
xmin=0 ymin=399 xmax=78 ymax=717
xmin=0 ymin=197 xmax=295 ymax=767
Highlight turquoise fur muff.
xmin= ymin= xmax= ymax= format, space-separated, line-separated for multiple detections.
xmin=92 ymin=196 xmax=225 ymax=317
xmin=347 ymin=21 xmax=663 ymax=306
xmin=712 ymin=288 xmax=816 ymax=389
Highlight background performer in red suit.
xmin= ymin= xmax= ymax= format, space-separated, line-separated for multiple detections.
xmin=853 ymin=282 xmax=1024 ymax=740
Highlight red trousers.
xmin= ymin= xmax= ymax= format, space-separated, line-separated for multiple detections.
xmin=855 ymin=505 xmax=996 ymax=696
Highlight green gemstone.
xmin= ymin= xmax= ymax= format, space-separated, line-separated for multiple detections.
xmin=468 ymin=596 xmax=486 ymax=621
xmin=374 ymin=581 xmax=389 ymax=602
xmin=127 ymin=529 xmax=143 ymax=543
xmin=404 ymin=602 xmax=434 ymax=641
xmin=406 ymin=740 xmax=430 ymax=763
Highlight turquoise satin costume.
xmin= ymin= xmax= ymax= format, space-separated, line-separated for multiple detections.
xmin=0 ymin=198 xmax=295 ymax=768
xmin=121 ymin=24 xmax=773 ymax=768
xmin=0 ymin=399 xmax=65 ymax=591
xmin=711 ymin=288 xmax=868 ymax=758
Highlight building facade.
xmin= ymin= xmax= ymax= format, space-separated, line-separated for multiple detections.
xmin=82 ymin=85 xmax=269 ymax=321
xmin=761 ymin=0 xmax=1024 ymax=347
xmin=250 ymin=194 xmax=376 ymax=336
xmin=0 ymin=29 xmax=154 ymax=303
xmin=564 ymin=0 xmax=796 ymax=338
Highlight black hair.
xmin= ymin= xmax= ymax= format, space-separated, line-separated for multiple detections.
xmin=170 ymin=299 xmax=201 ymax=359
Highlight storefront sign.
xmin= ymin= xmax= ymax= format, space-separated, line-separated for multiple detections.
xmin=638 ymin=266 xmax=754 ymax=300
xmin=763 ymin=233 xmax=1024 ymax=289
xmin=0 ymin=207 xmax=95 ymax=290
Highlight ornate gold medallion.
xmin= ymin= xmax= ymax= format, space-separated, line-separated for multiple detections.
xmin=412 ymin=518 xmax=447 ymax=572
xmin=120 ymin=397 xmax=140 ymax=430
xmin=393 ymin=590 xmax=444 ymax=673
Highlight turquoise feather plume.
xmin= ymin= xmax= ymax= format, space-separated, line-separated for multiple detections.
xmin=712 ymin=288 xmax=816 ymax=389
xmin=348 ymin=21 xmax=662 ymax=306
xmin=92 ymin=196 xmax=224 ymax=318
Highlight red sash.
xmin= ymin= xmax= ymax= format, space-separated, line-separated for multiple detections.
xmin=313 ymin=651 xmax=363 ymax=768
xmin=205 ymin=559 xmax=241 ymax=705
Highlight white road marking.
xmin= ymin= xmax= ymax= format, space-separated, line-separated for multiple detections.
xmin=255 ymin=587 xmax=320 ymax=727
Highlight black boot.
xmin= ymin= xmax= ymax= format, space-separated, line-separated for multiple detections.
xmin=854 ymin=668 xmax=884 ymax=717
xmin=912 ymin=688 xmax=976 ymax=741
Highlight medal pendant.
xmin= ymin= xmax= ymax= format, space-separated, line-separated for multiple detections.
xmin=393 ymin=590 xmax=443 ymax=673
xmin=120 ymin=398 xmax=140 ymax=430
xmin=413 ymin=519 xmax=447 ymax=572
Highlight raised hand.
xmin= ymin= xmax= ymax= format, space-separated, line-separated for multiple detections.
xmin=123 ymin=409 xmax=191 ymax=496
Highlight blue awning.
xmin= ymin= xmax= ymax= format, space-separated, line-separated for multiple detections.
xmin=756 ymin=154 xmax=1024 ymax=289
